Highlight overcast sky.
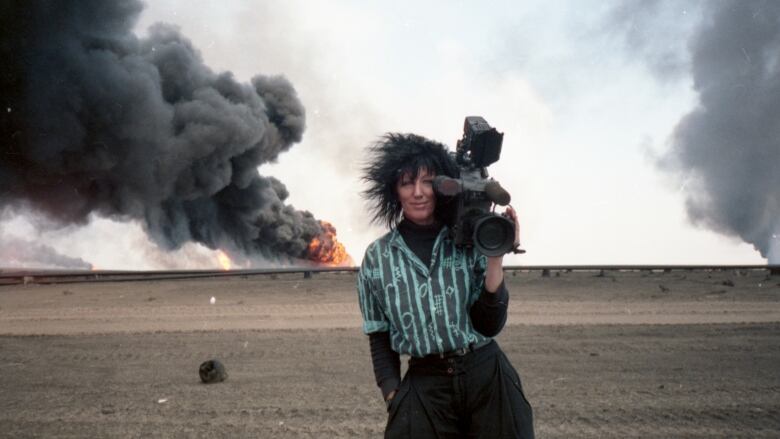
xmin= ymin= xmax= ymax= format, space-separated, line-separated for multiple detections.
xmin=2 ymin=0 xmax=773 ymax=269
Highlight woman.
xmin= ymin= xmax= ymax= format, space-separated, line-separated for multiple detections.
xmin=357 ymin=133 xmax=534 ymax=438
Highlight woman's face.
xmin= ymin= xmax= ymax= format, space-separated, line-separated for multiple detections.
xmin=396 ymin=168 xmax=437 ymax=225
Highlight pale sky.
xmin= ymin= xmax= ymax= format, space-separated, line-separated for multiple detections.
xmin=2 ymin=0 xmax=770 ymax=269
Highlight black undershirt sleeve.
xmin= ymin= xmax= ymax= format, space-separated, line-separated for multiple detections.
xmin=368 ymin=331 xmax=400 ymax=399
xmin=469 ymin=280 xmax=509 ymax=337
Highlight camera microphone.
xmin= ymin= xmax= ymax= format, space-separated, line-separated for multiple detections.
xmin=433 ymin=176 xmax=462 ymax=196
xmin=435 ymin=176 xmax=511 ymax=206
xmin=485 ymin=181 xmax=511 ymax=206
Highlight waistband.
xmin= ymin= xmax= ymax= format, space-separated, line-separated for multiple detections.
xmin=408 ymin=339 xmax=497 ymax=375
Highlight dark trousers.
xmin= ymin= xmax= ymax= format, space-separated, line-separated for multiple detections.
xmin=385 ymin=341 xmax=534 ymax=439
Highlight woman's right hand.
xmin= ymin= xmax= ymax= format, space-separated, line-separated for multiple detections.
xmin=384 ymin=389 xmax=397 ymax=411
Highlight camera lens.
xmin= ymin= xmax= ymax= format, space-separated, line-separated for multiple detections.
xmin=473 ymin=214 xmax=515 ymax=257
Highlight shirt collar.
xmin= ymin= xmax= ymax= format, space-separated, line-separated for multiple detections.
xmin=388 ymin=225 xmax=452 ymax=273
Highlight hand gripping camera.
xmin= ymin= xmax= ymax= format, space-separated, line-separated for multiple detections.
xmin=434 ymin=116 xmax=524 ymax=257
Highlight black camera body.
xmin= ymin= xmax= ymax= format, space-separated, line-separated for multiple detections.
xmin=435 ymin=116 xmax=520 ymax=257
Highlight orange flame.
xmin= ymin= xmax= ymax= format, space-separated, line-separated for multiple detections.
xmin=306 ymin=221 xmax=353 ymax=266
xmin=216 ymin=250 xmax=233 ymax=271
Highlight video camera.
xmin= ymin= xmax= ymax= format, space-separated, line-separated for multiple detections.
xmin=434 ymin=116 xmax=524 ymax=256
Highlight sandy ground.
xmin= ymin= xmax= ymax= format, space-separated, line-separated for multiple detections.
xmin=0 ymin=269 xmax=779 ymax=438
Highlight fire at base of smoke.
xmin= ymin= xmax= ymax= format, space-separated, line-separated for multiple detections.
xmin=0 ymin=0 xmax=351 ymax=267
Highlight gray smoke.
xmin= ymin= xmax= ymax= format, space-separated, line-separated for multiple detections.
xmin=605 ymin=0 xmax=780 ymax=263
xmin=660 ymin=1 xmax=780 ymax=263
xmin=0 ymin=232 xmax=92 ymax=270
xmin=601 ymin=0 xmax=699 ymax=80
xmin=0 ymin=1 xmax=339 ymax=265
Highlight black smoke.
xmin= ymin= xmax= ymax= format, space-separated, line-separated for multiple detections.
xmin=660 ymin=1 xmax=780 ymax=262
xmin=0 ymin=0 xmax=335 ymax=264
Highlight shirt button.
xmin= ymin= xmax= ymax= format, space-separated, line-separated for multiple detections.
xmin=447 ymin=367 xmax=454 ymax=374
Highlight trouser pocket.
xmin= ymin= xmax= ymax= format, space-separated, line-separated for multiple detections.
xmin=499 ymin=353 xmax=533 ymax=410
xmin=385 ymin=377 xmax=410 ymax=438
xmin=498 ymin=353 xmax=535 ymax=439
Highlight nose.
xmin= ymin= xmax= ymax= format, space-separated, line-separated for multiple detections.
xmin=413 ymin=180 xmax=425 ymax=197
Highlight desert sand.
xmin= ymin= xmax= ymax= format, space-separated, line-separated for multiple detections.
xmin=0 ymin=269 xmax=778 ymax=438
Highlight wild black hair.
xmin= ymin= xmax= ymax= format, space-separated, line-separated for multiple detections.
xmin=361 ymin=133 xmax=459 ymax=229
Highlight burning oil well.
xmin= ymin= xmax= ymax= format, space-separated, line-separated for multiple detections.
xmin=0 ymin=0 xmax=351 ymax=268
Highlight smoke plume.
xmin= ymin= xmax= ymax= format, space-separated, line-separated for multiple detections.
xmin=0 ymin=1 xmax=345 ymax=265
xmin=0 ymin=232 xmax=92 ymax=270
xmin=659 ymin=1 xmax=780 ymax=263
xmin=601 ymin=0 xmax=698 ymax=80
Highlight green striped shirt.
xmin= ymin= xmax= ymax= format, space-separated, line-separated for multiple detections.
xmin=357 ymin=225 xmax=491 ymax=357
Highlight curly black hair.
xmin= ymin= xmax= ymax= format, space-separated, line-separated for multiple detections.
xmin=361 ymin=133 xmax=459 ymax=229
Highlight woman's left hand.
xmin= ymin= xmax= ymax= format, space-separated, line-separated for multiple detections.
xmin=484 ymin=206 xmax=520 ymax=291
xmin=502 ymin=206 xmax=520 ymax=248
xmin=485 ymin=206 xmax=520 ymax=281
